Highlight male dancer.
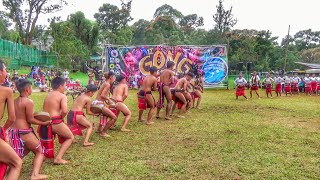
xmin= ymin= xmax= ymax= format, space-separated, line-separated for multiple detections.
xmin=291 ymin=73 xmax=301 ymax=95
xmin=156 ymin=61 xmax=175 ymax=120
xmin=137 ymin=66 xmax=158 ymax=125
xmin=250 ymin=71 xmax=260 ymax=98
xmin=234 ymin=73 xmax=248 ymax=100
xmin=263 ymin=73 xmax=274 ymax=98
xmin=103 ymin=75 xmax=131 ymax=133
xmin=304 ymin=74 xmax=312 ymax=96
xmin=67 ymin=84 xmax=99 ymax=146
xmin=310 ymin=74 xmax=317 ymax=94
xmin=39 ymin=77 xmax=74 ymax=164
xmin=10 ymin=79 xmax=50 ymax=180
xmin=192 ymin=72 xmax=204 ymax=109
xmin=172 ymin=72 xmax=194 ymax=118
xmin=274 ymin=73 xmax=283 ymax=97
xmin=93 ymin=72 xmax=117 ymax=136
xmin=0 ymin=60 xmax=22 ymax=180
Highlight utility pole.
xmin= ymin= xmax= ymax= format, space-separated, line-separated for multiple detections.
xmin=284 ymin=25 xmax=290 ymax=73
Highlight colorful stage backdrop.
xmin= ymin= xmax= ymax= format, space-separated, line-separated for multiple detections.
xmin=103 ymin=45 xmax=228 ymax=88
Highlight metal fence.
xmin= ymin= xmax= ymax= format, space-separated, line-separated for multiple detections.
xmin=0 ymin=39 xmax=57 ymax=69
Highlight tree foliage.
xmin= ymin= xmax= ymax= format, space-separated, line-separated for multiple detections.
xmin=212 ymin=0 xmax=237 ymax=33
xmin=2 ymin=0 xmax=67 ymax=45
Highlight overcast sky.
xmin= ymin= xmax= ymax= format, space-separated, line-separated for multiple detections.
xmin=1 ymin=0 xmax=320 ymax=41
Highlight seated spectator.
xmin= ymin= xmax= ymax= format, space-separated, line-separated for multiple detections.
xmin=34 ymin=75 xmax=41 ymax=87
xmin=39 ymin=80 xmax=49 ymax=92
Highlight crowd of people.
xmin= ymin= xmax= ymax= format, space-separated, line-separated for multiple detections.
xmin=234 ymin=71 xmax=320 ymax=100
xmin=0 ymin=60 xmax=204 ymax=180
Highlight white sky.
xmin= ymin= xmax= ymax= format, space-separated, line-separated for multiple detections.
xmin=1 ymin=0 xmax=320 ymax=41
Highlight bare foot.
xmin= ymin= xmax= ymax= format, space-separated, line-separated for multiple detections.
xmin=100 ymin=133 xmax=111 ymax=138
xmin=31 ymin=174 xmax=48 ymax=180
xmin=177 ymin=115 xmax=185 ymax=118
xmin=83 ymin=142 xmax=95 ymax=147
xmin=138 ymin=119 xmax=145 ymax=122
xmin=121 ymin=128 xmax=131 ymax=132
xmin=53 ymin=159 xmax=69 ymax=165
xmin=156 ymin=116 xmax=160 ymax=119
xmin=110 ymin=125 xmax=116 ymax=130
xmin=146 ymin=122 xmax=154 ymax=125
xmin=165 ymin=117 xmax=172 ymax=120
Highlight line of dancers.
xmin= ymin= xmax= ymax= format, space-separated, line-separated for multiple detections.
xmin=234 ymin=71 xmax=320 ymax=100
xmin=0 ymin=60 xmax=204 ymax=180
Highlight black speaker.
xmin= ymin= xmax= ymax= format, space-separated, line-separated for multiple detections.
xmin=247 ymin=62 xmax=252 ymax=71
xmin=237 ymin=62 xmax=243 ymax=71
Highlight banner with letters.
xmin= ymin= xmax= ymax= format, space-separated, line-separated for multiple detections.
xmin=105 ymin=45 xmax=228 ymax=87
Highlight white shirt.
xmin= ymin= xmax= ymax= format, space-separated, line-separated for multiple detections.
xmin=264 ymin=77 xmax=274 ymax=84
xmin=304 ymin=77 xmax=311 ymax=84
xmin=283 ymin=76 xmax=292 ymax=84
xmin=250 ymin=75 xmax=260 ymax=85
xmin=292 ymin=76 xmax=301 ymax=83
xmin=310 ymin=77 xmax=317 ymax=82
xmin=274 ymin=76 xmax=283 ymax=84
xmin=63 ymin=71 xmax=69 ymax=79
xmin=234 ymin=77 xmax=247 ymax=86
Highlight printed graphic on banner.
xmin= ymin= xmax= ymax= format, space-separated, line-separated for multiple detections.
xmin=106 ymin=45 xmax=228 ymax=87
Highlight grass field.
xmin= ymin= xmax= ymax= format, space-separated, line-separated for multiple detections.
xmin=1 ymin=89 xmax=320 ymax=179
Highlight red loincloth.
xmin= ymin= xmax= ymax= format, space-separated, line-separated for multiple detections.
xmin=37 ymin=116 xmax=65 ymax=159
xmin=137 ymin=90 xmax=154 ymax=110
xmin=67 ymin=111 xmax=86 ymax=136
xmin=8 ymin=128 xmax=34 ymax=158
xmin=192 ymin=92 xmax=199 ymax=99
xmin=265 ymin=84 xmax=272 ymax=93
xmin=100 ymin=115 xmax=107 ymax=126
xmin=236 ymin=86 xmax=246 ymax=96
xmin=0 ymin=127 xmax=7 ymax=179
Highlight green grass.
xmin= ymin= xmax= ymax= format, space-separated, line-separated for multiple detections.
xmin=1 ymin=90 xmax=320 ymax=179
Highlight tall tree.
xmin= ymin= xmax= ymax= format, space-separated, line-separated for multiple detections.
xmin=94 ymin=1 xmax=133 ymax=44
xmin=2 ymin=0 xmax=67 ymax=45
xmin=50 ymin=21 xmax=90 ymax=68
xmin=179 ymin=14 xmax=204 ymax=32
xmin=212 ymin=0 xmax=237 ymax=33
xmin=293 ymin=29 xmax=320 ymax=51
xmin=69 ymin=11 xmax=99 ymax=52
xmin=131 ymin=19 xmax=150 ymax=45
xmin=153 ymin=4 xmax=183 ymax=21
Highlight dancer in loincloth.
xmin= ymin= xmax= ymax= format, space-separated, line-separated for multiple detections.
xmin=137 ymin=66 xmax=158 ymax=125
xmin=172 ymin=72 xmax=194 ymax=118
xmin=156 ymin=61 xmax=175 ymax=120
xmin=38 ymin=77 xmax=74 ymax=165
xmin=0 ymin=60 xmax=22 ymax=180
xmin=10 ymin=79 xmax=51 ymax=180
xmin=94 ymin=72 xmax=118 ymax=137
xmin=67 ymin=84 xmax=99 ymax=146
